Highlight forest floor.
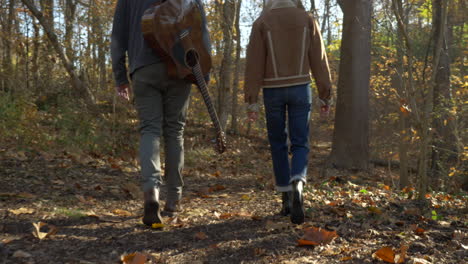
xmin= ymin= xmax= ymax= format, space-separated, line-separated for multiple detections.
xmin=0 ymin=123 xmax=467 ymax=264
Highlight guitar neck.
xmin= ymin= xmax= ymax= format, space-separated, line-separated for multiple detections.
xmin=192 ymin=63 xmax=222 ymax=133
xmin=191 ymin=62 xmax=226 ymax=153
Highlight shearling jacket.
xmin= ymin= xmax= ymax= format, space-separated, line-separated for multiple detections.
xmin=244 ymin=5 xmax=332 ymax=104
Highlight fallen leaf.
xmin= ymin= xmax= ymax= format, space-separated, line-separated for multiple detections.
xmin=112 ymin=209 xmax=132 ymax=217
xmin=213 ymin=211 xmax=221 ymax=219
xmin=194 ymin=232 xmax=208 ymax=240
xmin=241 ymin=194 xmax=251 ymax=200
xmin=52 ymin=179 xmax=65 ymax=185
xmin=12 ymin=250 xmax=32 ymax=258
xmin=411 ymin=258 xmax=432 ymax=264
xmin=373 ymin=247 xmax=397 ymax=263
xmin=297 ymin=227 xmax=338 ymax=246
xmin=402 ymin=187 xmax=415 ymax=193
xmin=453 ymin=230 xmax=466 ymax=240
xmin=208 ymin=184 xmax=226 ymax=192
xmin=297 ymin=239 xmax=317 ymax=246
xmin=121 ymin=252 xmax=147 ymax=264
xmin=76 ymin=195 xmax=95 ymax=205
xmin=237 ymin=211 xmax=252 ymax=217
xmin=368 ymin=206 xmax=383 ymax=215
xmin=32 ymin=222 xmax=58 ymax=240
xmin=4 ymin=192 xmax=37 ymax=199
xmin=410 ymin=224 xmax=426 ymax=235
xmin=1 ymin=236 xmax=21 ymax=244
xmin=404 ymin=208 xmax=421 ymax=216
xmin=340 ymin=256 xmax=353 ymax=261
xmin=219 ymin=213 xmax=233 ymax=219
xmin=211 ymin=171 xmax=221 ymax=177
xmin=373 ymin=245 xmax=407 ymax=263
xmin=8 ymin=207 xmax=35 ymax=215
xmin=253 ymin=247 xmax=266 ymax=256
xmin=251 ymin=215 xmax=262 ymax=221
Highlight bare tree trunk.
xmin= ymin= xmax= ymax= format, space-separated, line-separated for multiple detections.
xmin=218 ymin=0 xmax=235 ymax=130
xmin=64 ymin=0 xmax=77 ymax=67
xmin=2 ymin=0 xmax=15 ymax=92
xmin=230 ymin=0 xmax=242 ymax=134
xmin=310 ymin=0 xmax=315 ymax=11
xmin=328 ymin=0 xmax=372 ymax=170
xmin=21 ymin=0 xmax=96 ymax=105
xmin=431 ymin=0 xmax=457 ymax=189
xmin=39 ymin=0 xmax=54 ymax=80
xmin=392 ymin=0 xmax=410 ymax=189
xmin=392 ymin=0 xmax=436 ymax=200
xmin=32 ymin=18 xmax=40 ymax=92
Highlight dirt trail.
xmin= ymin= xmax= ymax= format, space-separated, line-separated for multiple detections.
xmin=0 ymin=134 xmax=466 ymax=263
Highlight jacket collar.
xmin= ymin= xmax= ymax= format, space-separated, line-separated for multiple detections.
xmin=266 ymin=0 xmax=297 ymax=10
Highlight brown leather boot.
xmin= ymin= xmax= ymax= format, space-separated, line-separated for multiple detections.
xmin=162 ymin=200 xmax=182 ymax=217
xmin=142 ymin=188 xmax=162 ymax=226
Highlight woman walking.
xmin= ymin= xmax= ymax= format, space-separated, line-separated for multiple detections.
xmin=244 ymin=0 xmax=332 ymax=224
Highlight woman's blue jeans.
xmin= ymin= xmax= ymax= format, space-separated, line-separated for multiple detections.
xmin=263 ymin=83 xmax=311 ymax=192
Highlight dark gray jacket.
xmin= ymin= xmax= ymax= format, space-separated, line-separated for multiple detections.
xmin=111 ymin=0 xmax=211 ymax=86
xmin=111 ymin=0 xmax=162 ymax=86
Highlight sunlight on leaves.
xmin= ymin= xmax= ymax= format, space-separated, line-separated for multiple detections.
xmin=8 ymin=207 xmax=35 ymax=215
xmin=112 ymin=209 xmax=132 ymax=217
xmin=32 ymin=222 xmax=58 ymax=240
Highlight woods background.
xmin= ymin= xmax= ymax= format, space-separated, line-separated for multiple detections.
xmin=0 ymin=0 xmax=466 ymax=195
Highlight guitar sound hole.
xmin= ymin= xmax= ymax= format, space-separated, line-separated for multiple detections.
xmin=186 ymin=50 xmax=199 ymax=67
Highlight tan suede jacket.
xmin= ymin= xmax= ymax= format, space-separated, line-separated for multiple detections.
xmin=244 ymin=7 xmax=332 ymax=104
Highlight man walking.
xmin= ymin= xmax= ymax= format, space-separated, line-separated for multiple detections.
xmin=111 ymin=0 xmax=207 ymax=226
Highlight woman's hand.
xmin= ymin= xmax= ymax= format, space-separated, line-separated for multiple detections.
xmin=246 ymin=103 xmax=259 ymax=122
xmin=319 ymin=99 xmax=331 ymax=119
xmin=320 ymin=105 xmax=330 ymax=118
xmin=116 ymin=83 xmax=131 ymax=101
xmin=247 ymin=111 xmax=258 ymax=122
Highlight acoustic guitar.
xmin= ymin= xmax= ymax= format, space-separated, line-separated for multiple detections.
xmin=142 ymin=0 xmax=226 ymax=153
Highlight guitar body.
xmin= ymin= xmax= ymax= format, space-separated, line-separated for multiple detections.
xmin=141 ymin=0 xmax=226 ymax=153
xmin=141 ymin=0 xmax=212 ymax=83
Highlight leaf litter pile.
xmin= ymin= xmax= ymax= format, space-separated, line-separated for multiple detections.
xmin=0 ymin=129 xmax=467 ymax=263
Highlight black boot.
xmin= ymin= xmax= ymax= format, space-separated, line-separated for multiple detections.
xmin=142 ymin=188 xmax=163 ymax=226
xmin=162 ymin=200 xmax=183 ymax=217
xmin=290 ymin=180 xmax=305 ymax=224
xmin=279 ymin=192 xmax=291 ymax=216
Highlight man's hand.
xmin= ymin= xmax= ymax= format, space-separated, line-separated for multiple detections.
xmin=116 ymin=83 xmax=131 ymax=101
xmin=247 ymin=111 xmax=258 ymax=122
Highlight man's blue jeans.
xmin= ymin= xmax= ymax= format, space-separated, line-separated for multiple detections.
xmin=263 ymin=83 xmax=311 ymax=192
